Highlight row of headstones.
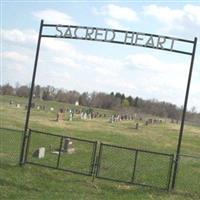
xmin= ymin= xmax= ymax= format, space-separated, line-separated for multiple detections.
xmin=57 ymin=112 xmax=107 ymax=121
xmin=57 ymin=109 xmax=107 ymax=122
xmin=109 ymin=114 xmax=136 ymax=123
xmin=9 ymin=100 xmax=54 ymax=111
xmin=25 ymin=104 xmax=54 ymax=111
xmin=68 ymin=109 xmax=107 ymax=119
xmin=33 ymin=138 xmax=75 ymax=159
xmin=171 ymin=119 xmax=179 ymax=124
xmin=135 ymin=118 xmax=164 ymax=130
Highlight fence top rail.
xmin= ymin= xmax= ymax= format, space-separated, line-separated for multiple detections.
xmin=0 ymin=127 xmax=23 ymax=133
xmin=180 ymin=154 xmax=200 ymax=159
xmin=30 ymin=129 xmax=97 ymax=144
xmin=100 ymin=142 xmax=174 ymax=157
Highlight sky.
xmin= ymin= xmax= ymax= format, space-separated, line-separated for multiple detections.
xmin=1 ymin=1 xmax=200 ymax=112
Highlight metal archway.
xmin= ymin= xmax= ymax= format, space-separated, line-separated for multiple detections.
xmin=20 ymin=20 xmax=197 ymax=190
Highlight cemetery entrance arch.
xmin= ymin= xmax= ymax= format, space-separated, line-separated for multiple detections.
xmin=20 ymin=20 xmax=197 ymax=190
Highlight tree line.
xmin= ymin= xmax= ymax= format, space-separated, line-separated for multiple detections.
xmin=1 ymin=83 xmax=199 ymax=124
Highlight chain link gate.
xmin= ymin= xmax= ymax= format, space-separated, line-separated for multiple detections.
xmin=95 ymin=143 xmax=174 ymax=190
xmin=22 ymin=129 xmax=174 ymax=190
xmin=24 ymin=129 xmax=98 ymax=176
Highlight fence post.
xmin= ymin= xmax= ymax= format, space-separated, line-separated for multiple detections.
xmin=19 ymin=20 xmax=44 ymax=166
xmin=57 ymin=136 xmax=63 ymax=168
xmin=171 ymin=37 xmax=197 ymax=190
xmin=91 ymin=141 xmax=99 ymax=182
xmin=24 ymin=129 xmax=32 ymax=163
xmin=131 ymin=150 xmax=138 ymax=183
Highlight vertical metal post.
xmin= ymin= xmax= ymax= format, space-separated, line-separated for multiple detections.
xmin=95 ymin=143 xmax=103 ymax=177
xmin=171 ymin=37 xmax=197 ymax=189
xmin=167 ymin=154 xmax=175 ymax=191
xmin=57 ymin=136 xmax=63 ymax=168
xmin=19 ymin=20 xmax=44 ymax=165
xmin=24 ymin=129 xmax=32 ymax=163
xmin=90 ymin=141 xmax=98 ymax=175
xmin=131 ymin=150 xmax=138 ymax=183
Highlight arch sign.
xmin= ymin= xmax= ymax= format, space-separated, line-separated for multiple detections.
xmin=20 ymin=20 xmax=197 ymax=190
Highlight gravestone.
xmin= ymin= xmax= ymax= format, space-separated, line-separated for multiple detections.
xmin=33 ymin=147 xmax=45 ymax=158
xmin=109 ymin=115 xmax=114 ymax=123
xmin=57 ymin=109 xmax=65 ymax=121
xmin=50 ymin=107 xmax=54 ymax=111
xmin=80 ymin=112 xmax=84 ymax=119
xmin=83 ymin=113 xmax=87 ymax=120
xmin=63 ymin=138 xmax=75 ymax=154
xmin=37 ymin=105 xmax=40 ymax=110
xmin=153 ymin=119 xmax=157 ymax=124
xmin=148 ymin=118 xmax=153 ymax=124
xmin=135 ymin=123 xmax=139 ymax=130
xmin=16 ymin=104 xmax=20 ymax=108
xmin=88 ymin=113 xmax=92 ymax=120
xmin=69 ymin=113 xmax=73 ymax=121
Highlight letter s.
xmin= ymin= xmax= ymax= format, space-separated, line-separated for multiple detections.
xmin=55 ymin=25 xmax=63 ymax=37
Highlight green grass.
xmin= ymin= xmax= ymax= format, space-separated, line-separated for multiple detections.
xmin=0 ymin=95 xmax=200 ymax=200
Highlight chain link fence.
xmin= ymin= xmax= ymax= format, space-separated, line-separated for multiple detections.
xmin=25 ymin=129 xmax=97 ymax=176
xmin=0 ymin=127 xmax=23 ymax=165
xmin=0 ymin=126 xmax=200 ymax=195
xmin=175 ymin=154 xmax=200 ymax=198
xmin=96 ymin=143 xmax=174 ymax=190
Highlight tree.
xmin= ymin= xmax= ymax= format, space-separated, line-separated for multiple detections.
xmin=110 ymin=92 xmax=114 ymax=96
xmin=127 ymin=96 xmax=134 ymax=106
xmin=65 ymin=90 xmax=80 ymax=104
xmin=34 ymin=85 xmax=41 ymax=98
xmin=1 ymin=84 xmax=14 ymax=95
xmin=16 ymin=85 xmax=29 ymax=97
xmin=134 ymin=97 xmax=139 ymax=107
xmin=55 ymin=89 xmax=67 ymax=102
xmin=79 ymin=92 xmax=89 ymax=106
xmin=42 ymin=86 xmax=56 ymax=100
xmin=191 ymin=106 xmax=197 ymax=113
xmin=122 ymin=99 xmax=130 ymax=107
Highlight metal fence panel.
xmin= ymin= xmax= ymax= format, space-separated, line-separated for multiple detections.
xmin=96 ymin=143 xmax=135 ymax=183
xmin=175 ymin=154 xmax=200 ymax=198
xmin=25 ymin=129 xmax=97 ymax=176
xmin=134 ymin=151 xmax=174 ymax=189
xmin=0 ymin=127 xmax=23 ymax=165
xmin=96 ymin=143 xmax=174 ymax=190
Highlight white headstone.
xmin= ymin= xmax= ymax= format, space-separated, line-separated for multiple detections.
xmin=80 ymin=112 xmax=84 ymax=119
xmin=33 ymin=147 xmax=45 ymax=159
xmin=83 ymin=113 xmax=87 ymax=120
xmin=69 ymin=113 xmax=73 ymax=121
xmin=50 ymin=107 xmax=54 ymax=111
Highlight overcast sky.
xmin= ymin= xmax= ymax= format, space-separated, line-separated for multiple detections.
xmin=1 ymin=1 xmax=200 ymax=111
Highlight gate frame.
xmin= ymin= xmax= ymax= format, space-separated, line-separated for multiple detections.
xmin=23 ymin=129 xmax=98 ymax=176
xmin=95 ymin=142 xmax=174 ymax=191
xmin=19 ymin=19 xmax=197 ymax=190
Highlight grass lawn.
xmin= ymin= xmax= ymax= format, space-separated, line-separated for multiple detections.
xmin=0 ymin=95 xmax=199 ymax=200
